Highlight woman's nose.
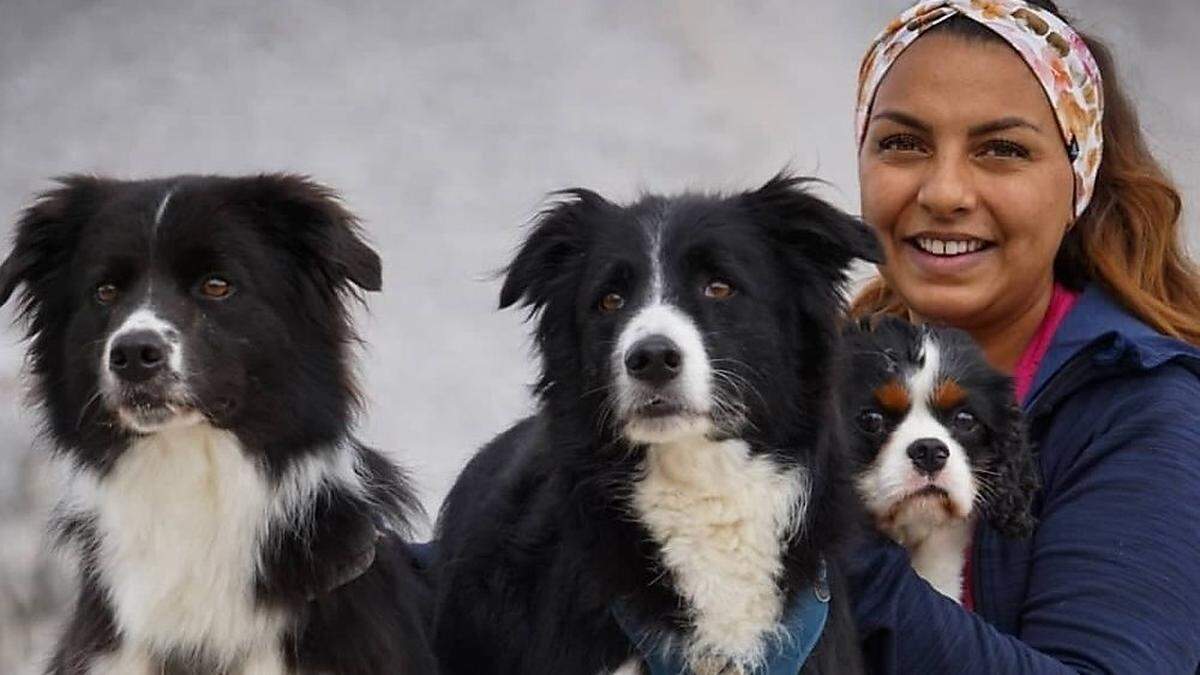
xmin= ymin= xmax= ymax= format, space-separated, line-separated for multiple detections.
xmin=917 ymin=154 xmax=977 ymax=218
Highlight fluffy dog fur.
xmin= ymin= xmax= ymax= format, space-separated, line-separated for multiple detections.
xmin=0 ymin=175 xmax=437 ymax=674
xmin=841 ymin=316 xmax=1039 ymax=601
xmin=433 ymin=175 xmax=880 ymax=674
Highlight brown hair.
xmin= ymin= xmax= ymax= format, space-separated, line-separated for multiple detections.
xmin=851 ymin=2 xmax=1200 ymax=346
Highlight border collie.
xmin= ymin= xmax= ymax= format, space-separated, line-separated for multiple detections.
xmin=0 ymin=175 xmax=438 ymax=674
xmin=841 ymin=316 xmax=1039 ymax=601
xmin=433 ymin=175 xmax=880 ymax=674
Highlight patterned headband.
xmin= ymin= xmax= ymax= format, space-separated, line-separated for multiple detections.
xmin=855 ymin=0 xmax=1104 ymax=218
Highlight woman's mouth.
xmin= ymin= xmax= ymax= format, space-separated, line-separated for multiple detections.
xmin=903 ymin=235 xmax=995 ymax=274
xmin=909 ymin=236 xmax=992 ymax=257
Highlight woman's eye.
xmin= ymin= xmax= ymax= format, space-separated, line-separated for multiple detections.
xmin=199 ymin=276 xmax=234 ymax=299
xmin=978 ymin=140 xmax=1030 ymax=159
xmin=95 ymin=283 xmax=119 ymax=305
xmin=953 ymin=410 xmax=980 ymax=433
xmin=877 ymin=134 xmax=926 ymax=154
xmin=599 ymin=292 xmax=625 ymax=313
xmin=703 ymin=279 xmax=735 ymax=300
xmin=857 ymin=409 xmax=885 ymax=434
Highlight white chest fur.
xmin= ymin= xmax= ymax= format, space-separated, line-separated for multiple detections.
xmin=65 ymin=424 xmax=352 ymax=672
xmin=630 ymin=438 xmax=807 ymax=669
xmin=899 ymin=513 xmax=974 ymax=602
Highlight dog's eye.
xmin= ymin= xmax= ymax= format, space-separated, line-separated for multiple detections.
xmin=953 ymin=410 xmax=979 ymax=433
xmin=703 ymin=280 xmax=735 ymax=300
xmin=599 ymin=293 xmax=625 ymax=313
xmin=199 ymin=276 xmax=234 ymax=300
xmin=95 ymin=283 xmax=119 ymax=305
xmin=856 ymin=409 xmax=885 ymax=434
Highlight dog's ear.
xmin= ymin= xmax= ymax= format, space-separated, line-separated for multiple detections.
xmin=982 ymin=401 xmax=1040 ymax=538
xmin=499 ymin=188 xmax=610 ymax=311
xmin=744 ymin=173 xmax=883 ymax=272
xmin=246 ymin=174 xmax=382 ymax=292
xmin=1 ymin=176 xmax=109 ymax=310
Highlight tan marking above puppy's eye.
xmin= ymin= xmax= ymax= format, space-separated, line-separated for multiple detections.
xmin=874 ymin=379 xmax=911 ymax=414
xmin=599 ymin=293 xmax=625 ymax=313
xmin=933 ymin=379 xmax=967 ymax=410
xmin=200 ymin=277 xmax=233 ymax=299
xmin=703 ymin=280 xmax=735 ymax=300
xmin=95 ymin=283 xmax=119 ymax=305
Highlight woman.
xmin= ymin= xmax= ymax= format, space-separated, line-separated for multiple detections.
xmin=847 ymin=0 xmax=1200 ymax=672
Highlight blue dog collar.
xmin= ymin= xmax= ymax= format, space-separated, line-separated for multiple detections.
xmin=612 ymin=560 xmax=830 ymax=675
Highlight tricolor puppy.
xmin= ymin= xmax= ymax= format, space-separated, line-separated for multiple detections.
xmin=0 ymin=175 xmax=437 ymax=674
xmin=842 ymin=316 xmax=1039 ymax=601
xmin=433 ymin=175 xmax=880 ymax=674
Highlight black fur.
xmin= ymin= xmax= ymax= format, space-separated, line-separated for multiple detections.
xmin=0 ymin=175 xmax=437 ymax=674
xmin=433 ymin=174 xmax=879 ymax=674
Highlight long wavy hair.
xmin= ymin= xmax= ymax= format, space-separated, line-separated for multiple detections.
xmin=851 ymin=0 xmax=1200 ymax=346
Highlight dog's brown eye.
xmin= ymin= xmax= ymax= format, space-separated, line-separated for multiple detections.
xmin=953 ymin=410 xmax=979 ymax=433
xmin=599 ymin=293 xmax=625 ymax=313
xmin=857 ymin=409 xmax=885 ymax=434
xmin=703 ymin=280 xmax=735 ymax=300
xmin=200 ymin=277 xmax=233 ymax=299
xmin=95 ymin=283 xmax=119 ymax=305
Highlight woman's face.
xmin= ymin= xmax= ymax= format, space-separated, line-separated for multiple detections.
xmin=858 ymin=33 xmax=1075 ymax=329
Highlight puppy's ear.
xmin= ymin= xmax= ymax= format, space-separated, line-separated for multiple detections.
xmin=744 ymin=173 xmax=883 ymax=272
xmin=499 ymin=188 xmax=610 ymax=311
xmin=1 ymin=176 xmax=109 ymax=309
xmin=982 ymin=402 xmax=1040 ymax=538
xmin=246 ymin=175 xmax=382 ymax=292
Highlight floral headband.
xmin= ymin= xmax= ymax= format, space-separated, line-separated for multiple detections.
xmin=855 ymin=0 xmax=1104 ymax=218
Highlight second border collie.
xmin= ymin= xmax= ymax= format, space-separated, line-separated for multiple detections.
xmin=841 ymin=316 xmax=1039 ymax=601
xmin=0 ymin=175 xmax=438 ymax=674
xmin=433 ymin=175 xmax=880 ymax=674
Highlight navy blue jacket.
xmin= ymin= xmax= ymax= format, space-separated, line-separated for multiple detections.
xmin=847 ymin=285 xmax=1200 ymax=673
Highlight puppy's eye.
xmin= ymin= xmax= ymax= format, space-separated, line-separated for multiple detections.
xmin=599 ymin=293 xmax=625 ymax=313
xmin=953 ymin=410 xmax=979 ymax=433
xmin=199 ymin=276 xmax=234 ymax=300
xmin=856 ymin=409 xmax=885 ymax=434
xmin=95 ymin=283 xmax=119 ymax=305
xmin=703 ymin=280 xmax=735 ymax=300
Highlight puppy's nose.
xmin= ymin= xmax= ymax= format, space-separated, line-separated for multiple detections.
xmin=624 ymin=335 xmax=683 ymax=385
xmin=907 ymin=438 xmax=949 ymax=476
xmin=109 ymin=331 xmax=169 ymax=383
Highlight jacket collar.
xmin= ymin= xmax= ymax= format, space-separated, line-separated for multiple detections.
xmin=1026 ymin=284 xmax=1200 ymax=412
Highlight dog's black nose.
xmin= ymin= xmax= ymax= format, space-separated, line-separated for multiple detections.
xmin=907 ymin=438 xmax=949 ymax=475
xmin=624 ymin=336 xmax=683 ymax=385
xmin=109 ymin=331 xmax=169 ymax=383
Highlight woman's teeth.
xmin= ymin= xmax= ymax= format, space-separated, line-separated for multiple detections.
xmin=913 ymin=238 xmax=986 ymax=256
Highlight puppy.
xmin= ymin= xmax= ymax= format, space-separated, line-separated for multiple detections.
xmin=841 ymin=316 xmax=1039 ymax=601
xmin=433 ymin=175 xmax=880 ymax=674
xmin=0 ymin=175 xmax=438 ymax=674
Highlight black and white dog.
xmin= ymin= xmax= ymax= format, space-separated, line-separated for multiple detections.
xmin=0 ymin=175 xmax=438 ymax=674
xmin=841 ymin=316 xmax=1039 ymax=601
xmin=433 ymin=175 xmax=880 ymax=674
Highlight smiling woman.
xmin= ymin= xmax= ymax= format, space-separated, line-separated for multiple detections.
xmin=857 ymin=32 xmax=1077 ymax=368
xmin=843 ymin=1 xmax=1200 ymax=673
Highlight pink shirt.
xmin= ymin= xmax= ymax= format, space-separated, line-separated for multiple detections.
xmin=962 ymin=282 xmax=1080 ymax=611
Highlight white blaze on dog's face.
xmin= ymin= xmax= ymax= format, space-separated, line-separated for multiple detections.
xmin=612 ymin=228 xmax=715 ymax=443
xmin=853 ymin=332 xmax=978 ymax=543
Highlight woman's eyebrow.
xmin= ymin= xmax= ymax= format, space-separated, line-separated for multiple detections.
xmin=968 ymin=116 xmax=1043 ymax=136
xmin=871 ymin=109 xmax=930 ymax=133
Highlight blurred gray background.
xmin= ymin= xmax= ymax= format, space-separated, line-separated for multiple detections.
xmin=1 ymin=1 xmax=1196 ymax=671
